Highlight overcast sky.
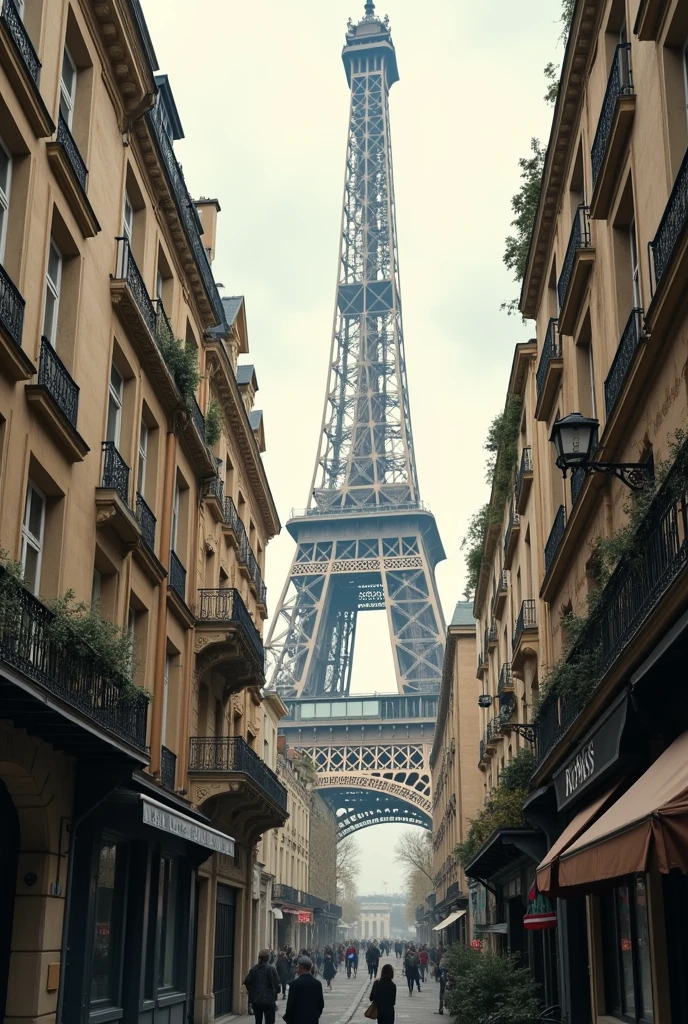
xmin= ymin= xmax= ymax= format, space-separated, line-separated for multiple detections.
xmin=143 ymin=0 xmax=563 ymax=893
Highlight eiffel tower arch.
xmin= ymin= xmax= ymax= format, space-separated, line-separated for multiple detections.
xmin=266 ymin=2 xmax=444 ymax=836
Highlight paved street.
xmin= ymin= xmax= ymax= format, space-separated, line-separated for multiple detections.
xmin=232 ymin=957 xmax=443 ymax=1024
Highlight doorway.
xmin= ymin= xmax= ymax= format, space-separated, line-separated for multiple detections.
xmin=0 ymin=779 xmax=19 ymax=1019
xmin=214 ymin=884 xmax=236 ymax=1017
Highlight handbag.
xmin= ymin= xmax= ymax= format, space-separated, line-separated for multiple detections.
xmin=364 ymin=1002 xmax=378 ymax=1020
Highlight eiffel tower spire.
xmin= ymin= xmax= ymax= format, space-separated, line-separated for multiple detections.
xmin=266 ymin=10 xmax=445 ymax=699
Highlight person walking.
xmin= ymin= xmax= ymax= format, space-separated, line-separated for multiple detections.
xmin=404 ymin=945 xmax=421 ymax=996
xmin=275 ymin=951 xmax=290 ymax=999
xmin=437 ymin=951 xmax=449 ymax=1014
xmin=365 ymin=942 xmax=380 ymax=979
xmin=418 ymin=946 xmax=428 ymax=983
xmin=283 ymin=956 xmax=324 ymax=1024
xmin=369 ymin=963 xmax=396 ymax=1024
xmin=322 ymin=951 xmax=337 ymax=990
xmin=243 ymin=949 xmax=281 ymax=1024
xmin=345 ymin=943 xmax=357 ymax=979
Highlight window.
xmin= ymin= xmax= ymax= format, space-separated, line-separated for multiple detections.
xmin=156 ymin=268 xmax=163 ymax=302
xmin=171 ymin=483 xmax=180 ymax=552
xmin=157 ymin=857 xmax=179 ymax=989
xmin=21 ymin=482 xmax=45 ymax=595
xmin=0 ymin=136 xmax=11 ymax=264
xmin=106 ymin=365 xmax=123 ymax=446
xmin=90 ymin=841 xmax=124 ymax=1005
xmin=630 ymin=219 xmax=640 ymax=308
xmin=123 ymin=192 xmax=133 ymax=245
xmin=42 ymin=241 xmax=62 ymax=345
xmin=602 ymin=876 xmax=654 ymax=1022
xmin=137 ymin=420 xmax=148 ymax=496
xmin=60 ymin=47 xmax=77 ymax=127
xmin=161 ymin=654 xmax=170 ymax=745
xmin=91 ymin=568 xmax=101 ymax=605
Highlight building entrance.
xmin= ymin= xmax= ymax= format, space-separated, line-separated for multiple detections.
xmin=214 ymin=884 xmax=236 ymax=1018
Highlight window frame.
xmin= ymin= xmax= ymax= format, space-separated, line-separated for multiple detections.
xmin=137 ymin=419 xmax=148 ymax=497
xmin=88 ymin=837 xmax=128 ymax=1012
xmin=602 ymin=875 xmax=654 ymax=1023
xmin=171 ymin=483 xmax=180 ymax=553
xmin=21 ymin=481 xmax=46 ymax=596
xmin=629 ymin=218 xmax=641 ymax=309
xmin=0 ymin=134 xmax=12 ymax=265
xmin=106 ymin=364 xmax=124 ymax=448
xmin=122 ymin=192 xmax=133 ymax=245
xmin=42 ymin=240 xmax=62 ymax=346
xmin=60 ymin=45 xmax=77 ymax=128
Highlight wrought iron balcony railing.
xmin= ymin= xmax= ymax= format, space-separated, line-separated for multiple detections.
xmin=544 ymin=506 xmax=566 ymax=573
xmin=0 ymin=0 xmax=41 ymax=86
xmin=604 ymin=307 xmax=644 ymax=418
xmin=479 ymin=738 xmax=486 ymax=763
xmin=168 ymin=550 xmax=186 ymax=603
xmin=38 ymin=336 xmax=79 ymax=427
xmin=196 ymin=587 xmax=264 ymax=666
xmin=272 ymin=883 xmax=342 ymax=915
xmin=0 ymin=260 xmax=25 ymax=349
xmin=516 ymin=446 xmax=532 ymax=504
xmin=0 ymin=568 xmax=148 ymax=749
xmin=488 ymin=622 xmax=498 ymax=645
xmin=558 ymin=205 xmax=592 ymax=311
xmin=188 ymin=735 xmax=287 ymax=809
xmin=591 ymin=43 xmax=633 ymax=188
xmin=223 ymin=496 xmax=266 ymax=600
xmin=504 ymin=504 xmax=520 ymax=555
xmin=135 ymin=492 xmax=156 ymax=552
xmin=497 ymin=662 xmax=513 ymax=695
xmin=190 ymin=396 xmax=205 ymax=443
xmin=536 ymin=319 xmax=561 ymax=401
xmin=650 ymin=144 xmax=688 ymax=288
xmin=571 ymin=466 xmax=586 ymax=507
xmin=203 ymin=474 xmax=224 ymax=504
xmin=115 ymin=237 xmax=157 ymax=337
xmin=56 ymin=111 xmax=88 ymax=193
xmin=513 ymin=599 xmax=537 ymax=649
xmin=491 ymin=571 xmax=508 ymax=615
xmin=223 ymin=494 xmax=242 ymax=534
xmin=154 ymin=297 xmax=174 ymax=348
xmin=160 ymin=745 xmax=176 ymax=791
xmin=101 ymin=441 xmax=130 ymax=507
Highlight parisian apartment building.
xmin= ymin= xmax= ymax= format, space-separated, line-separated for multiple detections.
xmin=0 ymin=1 xmax=317 ymax=1022
xmin=427 ymin=0 xmax=688 ymax=1022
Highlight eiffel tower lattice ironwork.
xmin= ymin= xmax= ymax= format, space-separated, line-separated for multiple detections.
xmin=267 ymin=3 xmax=446 ymax=709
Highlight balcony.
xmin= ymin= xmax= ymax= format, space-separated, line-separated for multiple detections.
xmin=132 ymin=492 xmax=165 ymax=585
xmin=0 ymin=0 xmax=53 ymax=137
xmin=0 ymin=568 xmax=148 ymax=758
xmin=491 ymin=571 xmax=508 ymax=619
xmin=195 ymin=588 xmax=264 ymax=682
xmin=512 ymin=599 xmax=538 ymax=671
xmin=590 ymin=44 xmax=635 ymax=220
xmin=515 ymin=447 xmax=533 ymax=514
xmin=557 ymin=205 xmax=594 ymax=335
xmin=223 ymin=496 xmax=268 ymax=612
xmin=478 ymin=737 xmax=488 ymax=769
xmin=178 ymin=395 xmax=216 ymax=478
xmin=535 ymin=319 xmax=562 ymax=421
xmin=272 ymin=884 xmax=342 ymax=917
xmin=604 ymin=308 xmax=645 ymax=420
xmin=95 ymin=441 xmax=141 ymax=550
xmin=503 ymin=503 xmax=520 ymax=568
xmin=544 ymin=506 xmax=566 ymax=576
xmin=477 ymin=646 xmax=488 ymax=678
xmin=188 ymin=736 xmax=288 ymax=830
xmin=168 ymin=550 xmax=187 ymax=604
xmin=222 ymin=495 xmax=242 ymax=546
xmin=647 ymin=146 xmax=688 ymax=338
xmin=25 ymin=337 xmax=88 ymax=462
xmin=497 ymin=662 xmax=513 ymax=697
xmin=202 ymin=473 xmax=225 ymax=523
xmin=0 ymin=261 xmax=33 ymax=380
xmin=46 ymin=112 xmax=99 ymax=237
xmin=160 ymin=745 xmax=176 ymax=791
xmin=488 ymin=622 xmax=498 ymax=647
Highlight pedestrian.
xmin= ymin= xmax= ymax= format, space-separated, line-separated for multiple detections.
xmin=404 ymin=945 xmax=421 ymax=996
xmin=346 ymin=942 xmax=357 ymax=979
xmin=275 ymin=950 xmax=290 ymax=999
xmin=322 ymin=951 xmax=337 ymax=989
xmin=437 ymin=951 xmax=448 ymax=1014
xmin=369 ymin=963 xmax=396 ymax=1024
xmin=365 ymin=942 xmax=380 ymax=979
xmin=283 ymin=956 xmax=324 ymax=1024
xmin=419 ymin=946 xmax=428 ymax=983
xmin=243 ymin=949 xmax=280 ymax=1024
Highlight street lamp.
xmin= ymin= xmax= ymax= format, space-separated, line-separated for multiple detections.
xmin=549 ymin=413 xmax=654 ymax=491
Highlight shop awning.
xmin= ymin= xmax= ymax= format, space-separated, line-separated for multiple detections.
xmin=271 ymin=908 xmax=284 ymax=919
xmin=536 ymin=782 xmax=620 ymax=894
xmin=432 ymin=909 xmax=466 ymax=931
xmin=558 ymin=731 xmax=688 ymax=891
xmin=140 ymin=794 xmax=235 ymax=856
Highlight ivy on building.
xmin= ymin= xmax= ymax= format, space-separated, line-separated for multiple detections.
xmin=158 ymin=333 xmax=201 ymax=402
xmin=454 ymin=748 xmax=534 ymax=867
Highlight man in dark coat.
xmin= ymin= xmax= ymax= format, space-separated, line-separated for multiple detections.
xmin=244 ymin=949 xmax=281 ymax=1024
xmin=283 ymin=956 xmax=324 ymax=1024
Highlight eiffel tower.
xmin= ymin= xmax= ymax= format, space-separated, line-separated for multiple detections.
xmin=266 ymin=5 xmax=445 ymax=831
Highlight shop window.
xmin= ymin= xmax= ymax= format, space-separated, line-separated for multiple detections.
xmin=90 ymin=840 xmax=125 ymax=1007
xmin=20 ymin=481 xmax=45 ymax=595
xmin=601 ymin=876 xmax=654 ymax=1023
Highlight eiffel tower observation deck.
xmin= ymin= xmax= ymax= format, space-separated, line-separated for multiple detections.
xmin=266 ymin=1 xmax=445 ymax=835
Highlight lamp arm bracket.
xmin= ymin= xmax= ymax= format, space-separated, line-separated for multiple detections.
xmin=587 ymin=462 xmax=654 ymax=491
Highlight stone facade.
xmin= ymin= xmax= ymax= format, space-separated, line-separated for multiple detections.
xmin=308 ymin=791 xmax=338 ymax=905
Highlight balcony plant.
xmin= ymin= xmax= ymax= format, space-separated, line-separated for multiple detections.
xmin=205 ymin=398 xmax=222 ymax=447
xmin=445 ymin=943 xmax=541 ymax=1024
xmin=455 ymin=781 xmax=527 ymax=868
xmin=157 ymin=333 xmax=201 ymax=402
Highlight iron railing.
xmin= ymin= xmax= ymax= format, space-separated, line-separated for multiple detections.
xmin=190 ymin=396 xmax=205 ymax=442
xmin=168 ymin=550 xmax=186 ymax=603
xmin=650 ymin=144 xmax=688 ymax=288
xmin=479 ymin=738 xmax=486 ymax=763
xmin=188 ymin=736 xmax=287 ymax=809
xmin=114 ymin=237 xmax=157 ymax=336
xmin=38 ymin=336 xmax=79 ymax=428
xmin=557 ymin=205 xmax=592 ymax=311
xmin=536 ymin=319 xmax=561 ymax=401
xmin=272 ymin=883 xmax=342 ymax=915
xmin=591 ymin=44 xmax=633 ymax=188
xmin=223 ymin=496 xmax=266 ymax=600
xmin=544 ymin=506 xmax=566 ymax=573
xmin=154 ymin=297 xmax=174 ymax=348
xmin=516 ymin=446 xmax=532 ymax=504
xmin=101 ymin=441 xmax=130 ymax=507
xmin=135 ymin=493 xmax=156 ymax=552
xmin=604 ymin=308 xmax=644 ymax=418
xmin=291 ymin=500 xmax=431 ymax=519
xmin=491 ymin=571 xmax=508 ymax=614
xmin=0 ymin=260 xmax=25 ymax=348
xmin=223 ymin=495 xmax=242 ymax=534
xmin=504 ymin=504 xmax=520 ymax=555
xmin=196 ymin=587 xmax=264 ymax=667
xmin=160 ymin=745 xmax=176 ymax=791
xmin=147 ymin=102 xmax=225 ymax=324
xmin=513 ymin=599 xmax=537 ymax=649
xmin=571 ymin=466 xmax=586 ymax=507
xmin=0 ymin=0 xmax=41 ymax=86
xmin=56 ymin=111 xmax=88 ymax=192
xmin=498 ymin=662 xmax=513 ymax=695
xmin=0 ymin=569 xmax=148 ymax=749
xmin=488 ymin=622 xmax=498 ymax=645
xmin=203 ymin=475 xmax=224 ymax=504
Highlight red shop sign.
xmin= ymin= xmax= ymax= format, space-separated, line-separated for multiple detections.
xmin=298 ymin=911 xmax=313 ymax=924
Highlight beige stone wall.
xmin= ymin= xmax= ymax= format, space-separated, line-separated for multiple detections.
xmin=275 ymin=755 xmax=311 ymax=892
xmin=308 ymin=791 xmax=337 ymax=904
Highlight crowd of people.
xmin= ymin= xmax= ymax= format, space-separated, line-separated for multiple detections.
xmin=243 ymin=939 xmax=451 ymax=1024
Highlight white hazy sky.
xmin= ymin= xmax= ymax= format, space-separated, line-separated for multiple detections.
xmin=142 ymin=0 xmax=563 ymax=892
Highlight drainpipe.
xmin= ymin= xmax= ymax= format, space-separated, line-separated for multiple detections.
xmin=150 ymin=427 xmax=177 ymax=775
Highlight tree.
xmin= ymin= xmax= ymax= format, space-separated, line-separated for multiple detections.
xmin=502 ymin=138 xmax=546 ymax=302
xmin=394 ymin=829 xmax=433 ymax=924
xmin=336 ymin=835 xmax=361 ymax=923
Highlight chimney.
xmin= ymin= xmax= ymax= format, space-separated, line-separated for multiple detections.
xmin=195 ymin=198 xmax=220 ymax=264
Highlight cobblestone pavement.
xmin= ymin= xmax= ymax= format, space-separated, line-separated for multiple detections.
xmin=232 ymin=956 xmax=444 ymax=1024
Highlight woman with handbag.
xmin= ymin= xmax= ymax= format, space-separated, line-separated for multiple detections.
xmin=366 ymin=963 xmax=396 ymax=1024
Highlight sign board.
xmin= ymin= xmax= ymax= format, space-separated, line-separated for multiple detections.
xmin=142 ymin=796 xmax=235 ymax=856
xmin=553 ymin=694 xmax=628 ymax=811
xmin=298 ymin=911 xmax=313 ymax=924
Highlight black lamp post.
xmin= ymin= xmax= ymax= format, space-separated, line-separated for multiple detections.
xmin=549 ymin=413 xmax=653 ymax=491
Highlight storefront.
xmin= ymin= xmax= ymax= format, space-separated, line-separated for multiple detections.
xmin=61 ymin=774 xmax=234 ymax=1024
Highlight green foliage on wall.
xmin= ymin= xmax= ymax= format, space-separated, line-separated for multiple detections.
xmin=445 ymin=943 xmax=541 ymax=1024
xmin=205 ymin=398 xmax=222 ymax=448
